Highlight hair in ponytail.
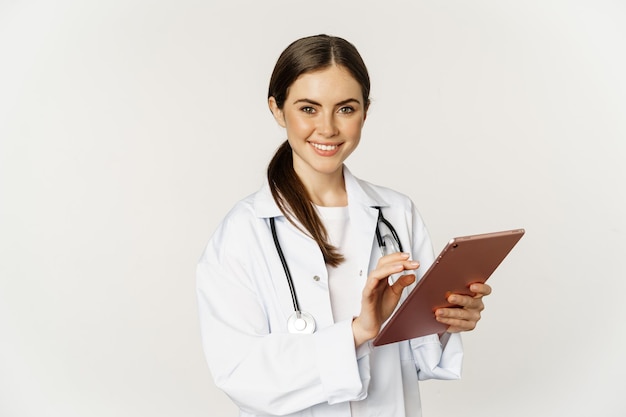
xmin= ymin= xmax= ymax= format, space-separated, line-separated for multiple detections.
xmin=267 ymin=141 xmax=345 ymax=267
xmin=267 ymin=35 xmax=370 ymax=267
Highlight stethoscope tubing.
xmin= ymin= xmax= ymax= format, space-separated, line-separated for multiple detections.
xmin=270 ymin=207 xmax=402 ymax=334
xmin=270 ymin=217 xmax=302 ymax=315
xmin=374 ymin=206 xmax=404 ymax=253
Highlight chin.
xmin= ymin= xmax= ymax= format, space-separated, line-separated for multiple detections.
xmin=313 ymin=163 xmax=345 ymax=176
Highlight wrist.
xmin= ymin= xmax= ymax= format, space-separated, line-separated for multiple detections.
xmin=352 ymin=317 xmax=376 ymax=348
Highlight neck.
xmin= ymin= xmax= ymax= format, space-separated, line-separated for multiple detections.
xmin=296 ymin=166 xmax=347 ymax=207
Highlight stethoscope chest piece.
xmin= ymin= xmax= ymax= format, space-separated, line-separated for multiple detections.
xmin=287 ymin=311 xmax=316 ymax=334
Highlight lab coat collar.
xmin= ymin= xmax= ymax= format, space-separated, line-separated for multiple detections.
xmin=253 ymin=165 xmax=389 ymax=219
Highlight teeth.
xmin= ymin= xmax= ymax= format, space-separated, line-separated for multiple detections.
xmin=311 ymin=143 xmax=337 ymax=151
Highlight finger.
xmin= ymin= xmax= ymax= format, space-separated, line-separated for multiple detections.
xmin=447 ymin=294 xmax=485 ymax=310
xmin=370 ymin=262 xmax=405 ymax=281
xmin=363 ymin=263 xmax=404 ymax=294
xmin=376 ymin=252 xmax=410 ymax=268
xmin=439 ymin=318 xmax=478 ymax=333
xmin=398 ymin=259 xmax=420 ymax=273
xmin=369 ymin=260 xmax=420 ymax=282
xmin=469 ymin=282 xmax=492 ymax=296
xmin=435 ymin=311 xmax=481 ymax=332
xmin=435 ymin=307 xmax=481 ymax=322
xmin=437 ymin=306 xmax=472 ymax=319
xmin=390 ymin=274 xmax=416 ymax=295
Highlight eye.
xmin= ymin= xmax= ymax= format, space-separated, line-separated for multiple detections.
xmin=338 ymin=106 xmax=355 ymax=114
xmin=300 ymin=106 xmax=315 ymax=114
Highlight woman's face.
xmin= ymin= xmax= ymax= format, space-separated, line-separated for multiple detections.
xmin=269 ymin=65 xmax=367 ymax=181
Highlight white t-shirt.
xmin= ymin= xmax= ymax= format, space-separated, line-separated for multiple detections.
xmin=317 ymin=204 xmax=368 ymax=416
xmin=315 ymin=205 xmax=362 ymax=323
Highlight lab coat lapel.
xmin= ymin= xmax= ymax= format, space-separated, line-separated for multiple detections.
xmin=253 ymin=182 xmax=334 ymax=328
xmin=252 ymin=167 xmax=390 ymax=329
xmin=344 ymin=167 xmax=387 ymax=277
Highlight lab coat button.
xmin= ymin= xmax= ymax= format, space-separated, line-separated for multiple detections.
xmin=313 ymin=275 xmax=320 ymax=281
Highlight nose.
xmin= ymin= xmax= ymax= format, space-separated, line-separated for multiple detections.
xmin=317 ymin=112 xmax=339 ymax=138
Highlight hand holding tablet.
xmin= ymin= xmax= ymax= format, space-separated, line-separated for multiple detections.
xmin=373 ymin=228 xmax=525 ymax=346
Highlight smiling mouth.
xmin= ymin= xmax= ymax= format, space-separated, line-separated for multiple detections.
xmin=310 ymin=142 xmax=339 ymax=151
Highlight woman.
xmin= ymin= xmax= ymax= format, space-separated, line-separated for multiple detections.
xmin=197 ymin=34 xmax=490 ymax=417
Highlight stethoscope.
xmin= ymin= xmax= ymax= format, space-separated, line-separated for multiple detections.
xmin=270 ymin=207 xmax=404 ymax=334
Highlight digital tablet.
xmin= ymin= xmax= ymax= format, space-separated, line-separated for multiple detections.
xmin=373 ymin=228 xmax=525 ymax=346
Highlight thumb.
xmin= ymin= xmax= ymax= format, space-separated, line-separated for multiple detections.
xmin=391 ymin=274 xmax=415 ymax=295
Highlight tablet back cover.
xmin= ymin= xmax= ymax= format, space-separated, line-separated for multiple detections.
xmin=373 ymin=228 xmax=524 ymax=346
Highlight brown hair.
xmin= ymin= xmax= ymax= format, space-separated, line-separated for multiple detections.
xmin=267 ymin=34 xmax=371 ymax=267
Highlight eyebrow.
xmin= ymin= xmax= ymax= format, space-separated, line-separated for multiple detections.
xmin=292 ymin=98 xmax=361 ymax=107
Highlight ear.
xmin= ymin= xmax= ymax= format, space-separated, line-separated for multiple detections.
xmin=268 ymin=97 xmax=286 ymax=128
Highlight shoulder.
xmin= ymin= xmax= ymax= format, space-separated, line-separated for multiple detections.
xmin=350 ymin=173 xmax=415 ymax=212
xmin=347 ymin=169 xmax=428 ymax=232
xmin=363 ymin=179 xmax=412 ymax=202
xmin=201 ymin=188 xmax=270 ymax=259
xmin=213 ymin=189 xmax=265 ymax=238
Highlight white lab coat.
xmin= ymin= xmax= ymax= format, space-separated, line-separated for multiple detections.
xmin=196 ymin=167 xmax=463 ymax=417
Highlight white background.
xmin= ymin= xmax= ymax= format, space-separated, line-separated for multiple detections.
xmin=1 ymin=1 xmax=625 ymax=416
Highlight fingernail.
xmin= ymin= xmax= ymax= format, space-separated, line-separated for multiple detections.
xmin=408 ymin=261 xmax=419 ymax=267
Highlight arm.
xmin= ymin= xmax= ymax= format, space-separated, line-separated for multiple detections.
xmin=196 ymin=218 xmax=369 ymax=415
xmin=410 ymin=281 xmax=491 ymax=381
xmin=406 ymin=201 xmax=493 ymax=380
xmin=407 ymin=201 xmax=464 ymax=380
